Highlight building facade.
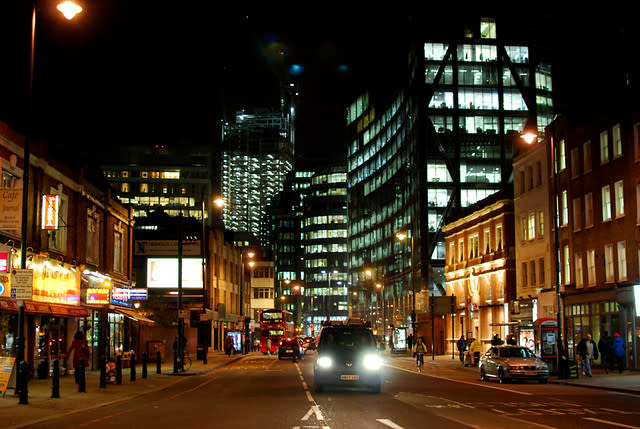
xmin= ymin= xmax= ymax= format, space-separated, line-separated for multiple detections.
xmin=347 ymin=17 xmax=553 ymax=340
xmin=443 ymin=190 xmax=516 ymax=354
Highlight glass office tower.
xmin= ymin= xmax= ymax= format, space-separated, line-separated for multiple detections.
xmin=347 ymin=17 xmax=553 ymax=331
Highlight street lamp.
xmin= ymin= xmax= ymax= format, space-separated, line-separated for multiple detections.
xmin=396 ymin=230 xmax=415 ymax=332
xmin=241 ymin=250 xmax=255 ymax=354
xmin=523 ymin=124 xmax=565 ymax=377
xmin=376 ymin=282 xmax=385 ymax=342
xmin=17 ymin=0 xmax=83 ymax=404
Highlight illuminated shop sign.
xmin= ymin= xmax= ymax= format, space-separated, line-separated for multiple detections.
xmin=0 ymin=252 xmax=8 ymax=273
xmin=146 ymin=258 xmax=203 ymax=289
xmin=86 ymin=288 xmax=110 ymax=304
xmin=111 ymin=287 xmax=148 ymax=306
xmin=41 ymin=195 xmax=59 ymax=230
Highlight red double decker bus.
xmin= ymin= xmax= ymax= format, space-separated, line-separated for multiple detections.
xmin=259 ymin=309 xmax=294 ymax=354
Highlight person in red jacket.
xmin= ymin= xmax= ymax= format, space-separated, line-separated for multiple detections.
xmin=65 ymin=330 xmax=90 ymax=383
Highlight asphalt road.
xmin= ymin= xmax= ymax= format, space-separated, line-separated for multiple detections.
xmin=20 ymin=354 xmax=640 ymax=429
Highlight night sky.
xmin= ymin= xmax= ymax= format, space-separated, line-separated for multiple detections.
xmin=0 ymin=4 xmax=636 ymax=167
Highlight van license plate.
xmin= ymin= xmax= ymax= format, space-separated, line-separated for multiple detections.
xmin=340 ymin=375 xmax=359 ymax=381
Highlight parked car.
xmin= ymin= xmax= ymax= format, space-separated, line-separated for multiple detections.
xmin=278 ymin=338 xmax=302 ymax=360
xmin=479 ymin=345 xmax=549 ymax=384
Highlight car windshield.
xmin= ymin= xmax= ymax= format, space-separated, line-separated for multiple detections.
xmin=499 ymin=347 xmax=534 ymax=358
xmin=319 ymin=328 xmax=375 ymax=349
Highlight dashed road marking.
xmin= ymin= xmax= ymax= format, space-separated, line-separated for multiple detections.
xmin=376 ymin=419 xmax=405 ymax=428
xmin=583 ymin=418 xmax=640 ymax=428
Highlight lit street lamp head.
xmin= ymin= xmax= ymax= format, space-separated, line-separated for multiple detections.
xmin=56 ymin=1 xmax=83 ymax=20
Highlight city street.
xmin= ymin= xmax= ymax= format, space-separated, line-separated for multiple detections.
xmin=7 ymin=353 xmax=639 ymax=429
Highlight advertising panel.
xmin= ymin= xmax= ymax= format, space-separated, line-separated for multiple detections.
xmin=147 ymin=258 xmax=203 ymax=289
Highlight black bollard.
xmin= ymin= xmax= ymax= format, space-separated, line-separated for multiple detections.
xmin=51 ymin=359 xmax=60 ymax=398
xmin=130 ymin=352 xmax=136 ymax=382
xmin=78 ymin=359 xmax=86 ymax=393
xmin=156 ymin=350 xmax=161 ymax=374
xmin=203 ymin=345 xmax=208 ymax=365
xmin=18 ymin=361 xmax=29 ymax=404
xmin=116 ymin=355 xmax=122 ymax=385
xmin=142 ymin=352 xmax=148 ymax=379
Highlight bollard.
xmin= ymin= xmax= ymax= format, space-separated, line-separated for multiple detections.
xmin=130 ymin=352 xmax=136 ymax=382
xmin=116 ymin=355 xmax=122 ymax=385
xmin=142 ymin=352 xmax=148 ymax=379
xmin=18 ymin=360 xmax=29 ymax=404
xmin=78 ymin=358 xmax=86 ymax=393
xmin=51 ymin=359 xmax=60 ymax=398
xmin=203 ymin=346 xmax=208 ymax=365
xmin=156 ymin=350 xmax=161 ymax=374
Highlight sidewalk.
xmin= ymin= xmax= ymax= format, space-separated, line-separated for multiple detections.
xmin=383 ymin=350 xmax=640 ymax=394
xmin=1 ymin=350 xmax=249 ymax=429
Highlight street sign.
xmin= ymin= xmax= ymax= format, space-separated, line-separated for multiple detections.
xmin=431 ymin=295 xmax=456 ymax=315
xmin=10 ymin=269 xmax=33 ymax=300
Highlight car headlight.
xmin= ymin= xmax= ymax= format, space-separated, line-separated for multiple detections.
xmin=317 ymin=356 xmax=332 ymax=368
xmin=537 ymin=362 xmax=548 ymax=370
xmin=363 ymin=354 xmax=382 ymax=370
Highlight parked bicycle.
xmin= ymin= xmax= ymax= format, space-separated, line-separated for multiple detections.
xmin=176 ymin=350 xmax=192 ymax=372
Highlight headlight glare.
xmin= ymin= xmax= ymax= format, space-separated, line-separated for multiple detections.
xmin=317 ymin=356 xmax=332 ymax=368
xmin=363 ymin=354 xmax=382 ymax=370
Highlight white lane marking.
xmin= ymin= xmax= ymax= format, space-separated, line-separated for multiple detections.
xmin=302 ymin=405 xmax=324 ymax=421
xmin=599 ymin=408 xmax=636 ymax=415
xmin=583 ymin=418 xmax=640 ymax=428
xmin=387 ymin=363 xmax=532 ymax=396
xmin=376 ymin=419 xmax=405 ymax=429
xmin=306 ymin=390 xmax=314 ymax=402
xmin=302 ymin=381 xmax=308 ymax=389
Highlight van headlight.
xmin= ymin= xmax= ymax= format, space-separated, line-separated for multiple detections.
xmin=363 ymin=354 xmax=382 ymax=370
xmin=317 ymin=356 xmax=332 ymax=368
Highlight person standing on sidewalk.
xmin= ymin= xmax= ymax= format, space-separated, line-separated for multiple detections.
xmin=469 ymin=337 xmax=482 ymax=366
xmin=577 ymin=333 xmax=598 ymax=377
xmin=612 ymin=332 xmax=626 ymax=373
xmin=64 ymin=331 xmax=90 ymax=384
xmin=598 ymin=331 xmax=613 ymax=374
xmin=456 ymin=335 xmax=466 ymax=364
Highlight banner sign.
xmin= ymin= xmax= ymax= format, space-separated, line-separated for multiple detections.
xmin=86 ymin=288 xmax=110 ymax=304
xmin=0 ymin=356 xmax=16 ymax=393
xmin=41 ymin=195 xmax=59 ymax=230
xmin=0 ymin=188 xmax=21 ymax=230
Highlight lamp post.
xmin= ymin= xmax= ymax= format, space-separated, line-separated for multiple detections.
xmin=376 ymin=282 xmax=385 ymax=342
xmin=396 ymin=231 xmax=415 ymax=333
xmin=240 ymin=250 xmax=255 ymax=354
xmin=17 ymin=0 xmax=82 ymax=404
xmin=523 ymin=123 xmax=564 ymax=377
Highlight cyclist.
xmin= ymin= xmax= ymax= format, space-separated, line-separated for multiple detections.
xmin=414 ymin=337 xmax=428 ymax=371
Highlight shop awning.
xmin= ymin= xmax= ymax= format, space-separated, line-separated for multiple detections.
xmin=112 ymin=307 xmax=155 ymax=326
xmin=0 ymin=299 xmax=88 ymax=317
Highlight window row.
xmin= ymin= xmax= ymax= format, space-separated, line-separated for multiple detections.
xmin=572 ymin=242 xmax=627 ymax=287
xmin=562 ymin=180 xmax=625 ymax=231
xmin=447 ymin=224 xmax=504 ymax=263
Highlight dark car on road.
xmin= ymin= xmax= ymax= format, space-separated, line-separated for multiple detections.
xmin=313 ymin=321 xmax=382 ymax=393
xmin=278 ymin=338 xmax=302 ymax=360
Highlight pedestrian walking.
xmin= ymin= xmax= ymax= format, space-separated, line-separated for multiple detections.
xmin=577 ymin=333 xmax=599 ymax=377
xmin=456 ymin=335 xmax=466 ymax=364
xmin=612 ymin=332 xmax=626 ymax=373
xmin=266 ymin=337 xmax=272 ymax=355
xmin=64 ymin=330 xmax=90 ymax=384
xmin=469 ymin=337 xmax=482 ymax=366
xmin=491 ymin=333 xmax=502 ymax=346
xmin=598 ymin=331 xmax=613 ymax=373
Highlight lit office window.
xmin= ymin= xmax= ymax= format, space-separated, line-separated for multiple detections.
xmin=612 ymin=123 xmax=622 ymax=158
xmin=563 ymin=245 xmax=570 ymax=285
xmin=521 ymin=216 xmax=528 ymax=241
xmin=601 ymin=185 xmax=612 ymax=222
xmin=587 ymin=249 xmax=596 ymax=286
xmin=600 ymin=131 xmax=609 ymax=164
xmin=558 ymin=139 xmax=567 ymax=171
xmin=614 ymin=180 xmax=624 ymax=217
xmin=537 ymin=210 xmax=544 ymax=237
xmin=575 ymin=253 xmax=584 ymax=288
xmin=528 ymin=212 xmax=535 ymax=240
xmin=561 ymin=190 xmax=568 ymax=226
xmin=604 ymin=243 xmax=614 ymax=283
xmin=617 ymin=241 xmax=627 ymax=281
xmin=480 ymin=18 xmax=497 ymax=39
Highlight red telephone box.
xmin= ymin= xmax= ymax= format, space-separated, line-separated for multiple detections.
xmin=533 ymin=318 xmax=557 ymax=373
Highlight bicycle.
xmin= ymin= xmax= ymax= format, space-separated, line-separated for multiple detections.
xmin=176 ymin=350 xmax=192 ymax=372
xmin=415 ymin=352 xmax=424 ymax=372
